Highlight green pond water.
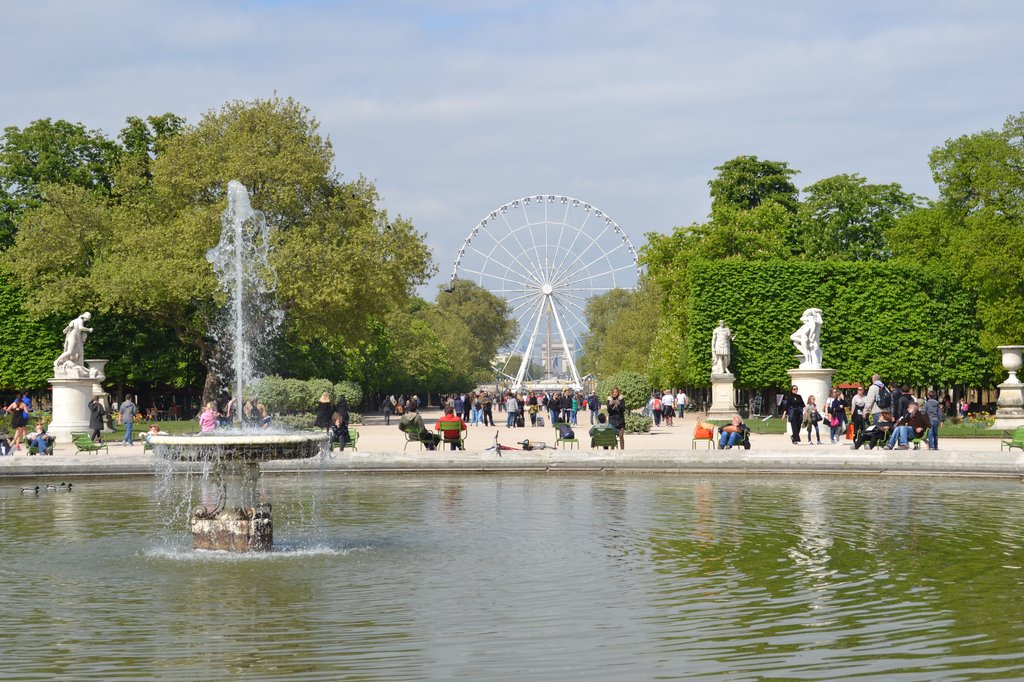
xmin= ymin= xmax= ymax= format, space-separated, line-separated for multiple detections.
xmin=1 ymin=473 xmax=1023 ymax=681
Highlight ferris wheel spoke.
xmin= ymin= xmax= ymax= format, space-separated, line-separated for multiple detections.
xmin=518 ymin=203 xmax=555 ymax=284
xmin=498 ymin=211 xmax=547 ymax=285
xmin=506 ymin=296 xmax=548 ymax=363
xmin=457 ymin=266 xmax=531 ymax=290
xmin=549 ymin=228 xmax=615 ymax=288
xmin=465 ymin=242 xmax=541 ymax=287
xmin=550 ymin=293 xmax=590 ymax=335
xmin=551 ymin=251 xmax=633 ymax=291
xmin=510 ymin=292 xmax=545 ymax=317
xmin=551 ymin=210 xmax=597 ymax=277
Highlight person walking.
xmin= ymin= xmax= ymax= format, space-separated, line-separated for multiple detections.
xmin=827 ymin=388 xmax=846 ymax=444
xmin=923 ymin=390 xmax=943 ymax=450
xmin=119 ymin=394 xmax=138 ymax=446
xmin=780 ymin=385 xmax=806 ymax=445
xmin=88 ymin=395 xmax=106 ymax=443
xmin=481 ymin=391 xmax=495 ymax=427
xmin=804 ymin=395 xmax=823 ymax=445
xmin=850 ymin=386 xmax=867 ymax=439
xmin=6 ymin=395 xmax=28 ymax=451
xmin=505 ymin=392 xmax=519 ymax=428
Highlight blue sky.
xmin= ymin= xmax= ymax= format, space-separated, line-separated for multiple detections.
xmin=3 ymin=0 xmax=1023 ymax=295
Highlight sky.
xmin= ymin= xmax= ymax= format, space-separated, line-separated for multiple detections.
xmin=3 ymin=0 xmax=1023 ymax=297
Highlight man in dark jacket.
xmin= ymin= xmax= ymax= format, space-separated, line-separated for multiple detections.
xmin=780 ymin=385 xmax=806 ymax=444
xmin=883 ymin=401 xmax=929 ymax=449
xmin=892 ymin=385 xmax=913 ymax=422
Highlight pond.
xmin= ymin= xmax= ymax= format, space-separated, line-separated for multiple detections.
xmin=1 ymin=473 xmax=1023 ymax=680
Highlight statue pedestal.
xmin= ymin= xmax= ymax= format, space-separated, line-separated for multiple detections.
xmin=992 ymin=346 xmax=1024 ymax=430
xmin=707 ymin=373 xmax=737 ymax=420
xmin=47 ymin=376 xmax=96 ymax=443
xmin=787 ymin=368 xmax=836 ymax=412
xmin=992 ymin=382 xmax=1024 ymax=430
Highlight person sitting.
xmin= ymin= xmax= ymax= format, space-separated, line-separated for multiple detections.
xmin=717 ymin=414 xmax=749 ymax=449
xmin=398 ymin=403 xmax=440 ymax=450
xmin=853 ymin=412 xmax=895 ymax=449
xmin=883 ymin=401 xmax=929 ymax=450
xmin=145 ymin=423 xmax=168 ymax=444
xmin=435 ymin=405 xmax=468 ymax=451
xmin=28 ymin=422 xmax=53 ymax=455
xmin=588 ymin=413 xmax=618 ymax=449
xmin=328 ymin=412 xmax=352 ymax=450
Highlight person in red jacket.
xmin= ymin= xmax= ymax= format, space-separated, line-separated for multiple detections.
xmin=435 ymin=406 xmax=467 ymax=450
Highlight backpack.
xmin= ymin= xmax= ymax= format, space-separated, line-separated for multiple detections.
xmin=558 ymin=423 xmax=575 ymax=439
xmin=876 ymin=385 xmax=892 ymax=409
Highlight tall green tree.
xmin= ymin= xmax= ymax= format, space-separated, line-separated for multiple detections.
xmin=430 ymin=279 xmax=515 ymax=386
xmin=0 ymin=118 xmax=120 ymax=247
xmin=890 ymin=112 xmax=1024 ymax=348
xmin=708 ymin=155 xmax=800 ymax=214
xmin=798 ymin=173 xmax=918 ymax=260
xmin=5 ymin=97 xmax=435 ymax=401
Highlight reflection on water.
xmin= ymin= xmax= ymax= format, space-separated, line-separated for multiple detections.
xmin=1 ymin=474 xmax=1024 ymax=680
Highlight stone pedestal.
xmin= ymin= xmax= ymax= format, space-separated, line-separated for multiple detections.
xmin=192 ymin=509 xmax=272 ymax=552
xmin=47 ymin=376 xmax=96 ymax=443
xmin=992 ymin=345 xmax=1024 ymax=430
xmin=707 ymin=372 xmax=737 ymax=420
xmin=787 ymin=368 xmax=836 ymax=412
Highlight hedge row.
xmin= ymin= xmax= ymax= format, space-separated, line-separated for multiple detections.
xmin=685 ymin=261 xmax=990 ymax=388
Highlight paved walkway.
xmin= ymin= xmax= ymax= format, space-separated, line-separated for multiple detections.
xmin=0 ymin=408 xmax=1015 ymax=478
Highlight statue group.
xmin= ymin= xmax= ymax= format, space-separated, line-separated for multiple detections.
xmin=790 ymin=308 xmax=823 ymax=369
xmin=53 ymin=312 xmax=98 ymax=378
xmin=709 ymin=308 xmax=824 ymax=377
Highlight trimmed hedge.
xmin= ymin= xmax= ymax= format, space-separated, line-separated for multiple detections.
xmin=684 ymin=261 xmax=989 ymax=388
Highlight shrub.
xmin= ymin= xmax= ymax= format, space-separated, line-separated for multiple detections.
xmin=624 ymin=413 xmax=653 ymax=433
xmin=597 ymin=371 xmax=652 ymax=412
xmin=334 ymin=380 xmax=363 ymax=408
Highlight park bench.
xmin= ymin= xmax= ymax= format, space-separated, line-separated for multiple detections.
xmin=1001 ymin=426 xmax=1024 ymax=452
xmin=554 ymin=422 xmax=579 ymax=450
xmin=589 ymin=428 xmax=618 ymax=450
xmin=71 ymin=432 xmax=108 ymax=455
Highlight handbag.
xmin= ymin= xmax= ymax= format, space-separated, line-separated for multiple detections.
xmin=829 ymin=416 xmax=839 ymax=428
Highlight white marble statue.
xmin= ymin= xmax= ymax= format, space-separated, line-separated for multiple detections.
xmin=54 ymin=312 xmax=95 ymax=377
xmin=790 ymin=308 xmax=823 ymax=369
xmin=711 ymin=320 xmax=734 ymax=375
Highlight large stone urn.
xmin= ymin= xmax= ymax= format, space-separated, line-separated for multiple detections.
xmin=993 ymin=345 xmax=1024 ymax=429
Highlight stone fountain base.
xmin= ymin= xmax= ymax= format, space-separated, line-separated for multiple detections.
xmin=192 ymin=506 xmax=272 ymax=552
xmin=152 ymin=432 xmax=327 ymax=553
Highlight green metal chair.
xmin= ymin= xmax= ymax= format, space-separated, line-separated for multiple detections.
xmin=589 ymin=428 xmax=618 ymax=449
xmin=400 ymin=423 xmax=427 ymax=451
xmin=436 ymin=421 xmax=466 ymax=450
xmin=71 ymin=432 xmax=108 ymax=455
xmin=1001 ymin=426 xmax=1024 ymax=452
xmin=555 ymin=422 xmax=579 ymax=450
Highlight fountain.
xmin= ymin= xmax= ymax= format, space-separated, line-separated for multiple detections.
xmin=152 ymin=181 xmax=326 ymax=551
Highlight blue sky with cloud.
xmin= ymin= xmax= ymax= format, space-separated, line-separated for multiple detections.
xmin=3 ymin=0 xmax=1022 ymax=293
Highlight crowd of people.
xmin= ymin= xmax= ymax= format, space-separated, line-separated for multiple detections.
xmin=779 ymin=374 xmax=949 ymax=451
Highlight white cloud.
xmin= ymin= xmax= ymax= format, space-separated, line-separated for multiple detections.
xmin=2 ymin=0 xmax=1023 ymax=294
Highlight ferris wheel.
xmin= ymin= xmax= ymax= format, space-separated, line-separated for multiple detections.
xmin=450 ymin=194 xmax=641 ymax=389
